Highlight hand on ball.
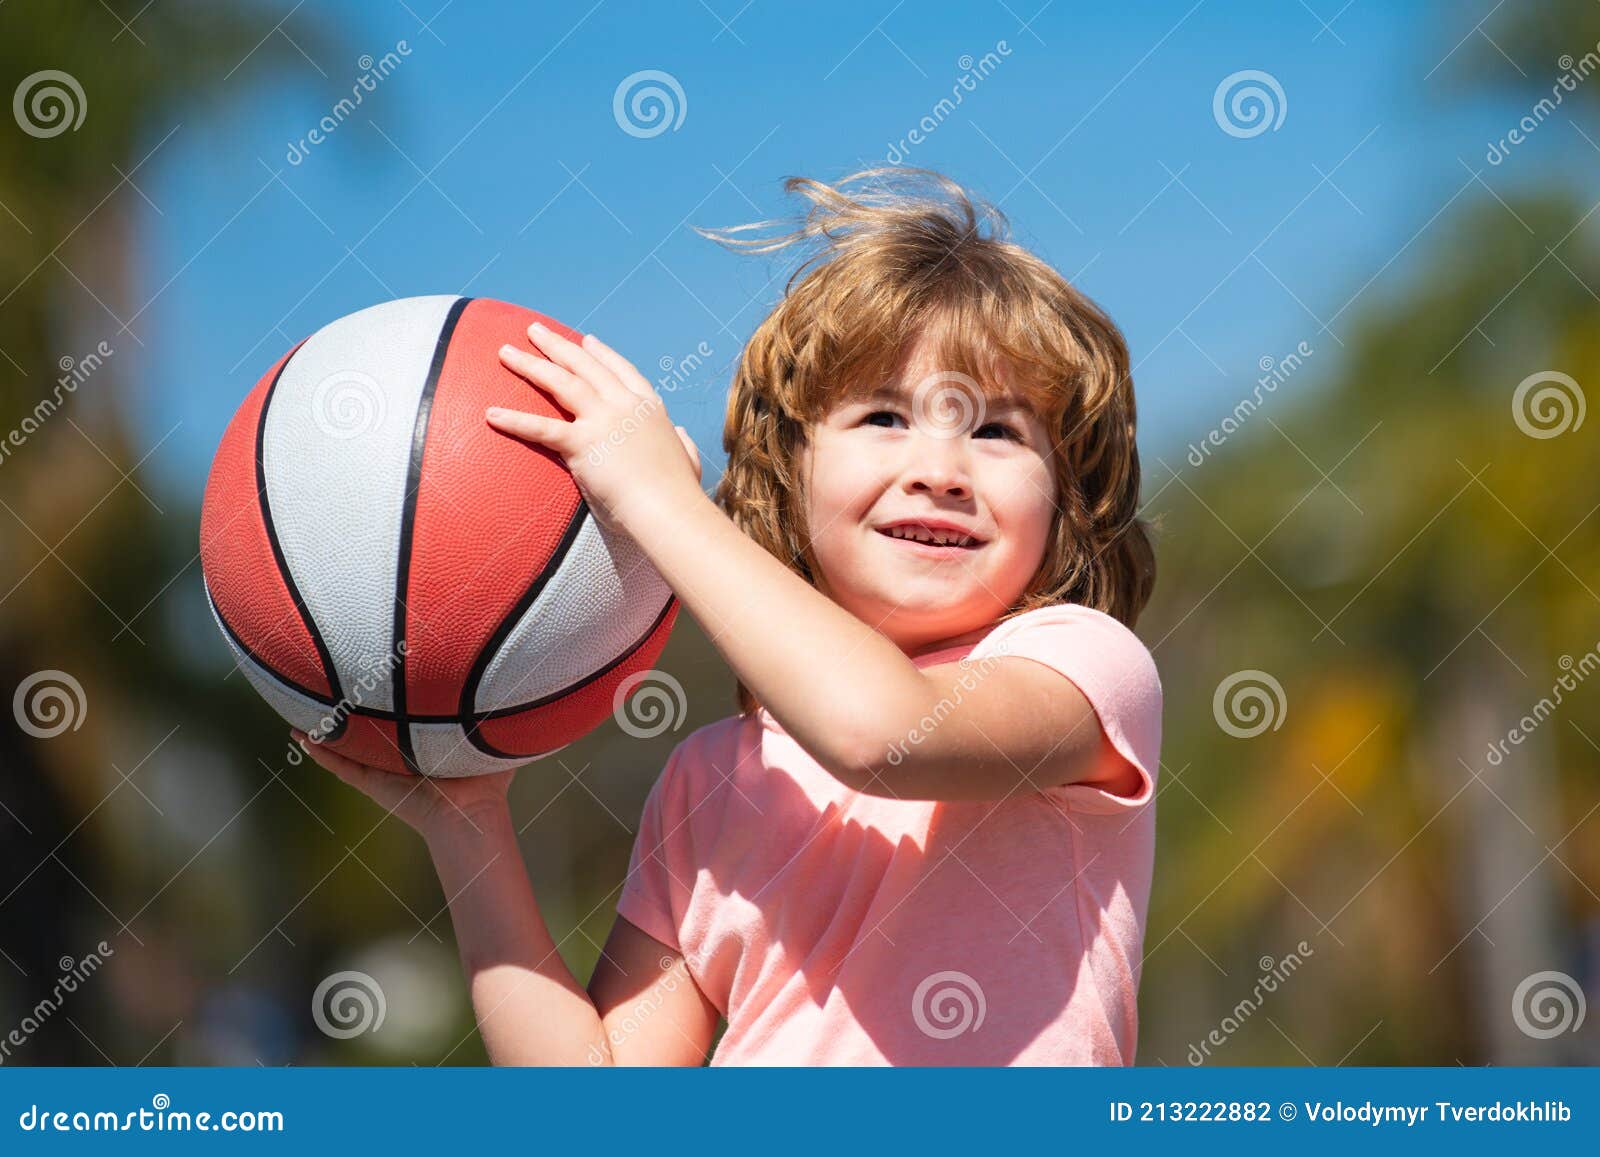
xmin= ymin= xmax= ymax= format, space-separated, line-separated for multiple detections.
xmin=487 ymin=325 xmax=702 ymax=531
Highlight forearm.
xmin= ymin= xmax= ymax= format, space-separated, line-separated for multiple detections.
xmin=621 ymin=485 xmax=936 ymax=778
xmin=425 ymin=807 xmax=608 ymax=1065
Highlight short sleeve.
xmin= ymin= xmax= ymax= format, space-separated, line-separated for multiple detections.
xmin=616 ymin=743 xmax=696 ymax=951
xmin=968 ymin=604 xmax=1163 ymax=814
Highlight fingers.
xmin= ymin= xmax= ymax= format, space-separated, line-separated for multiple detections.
xmin=581 ymin=333 xmax=656 ymax=399
xmin=292 ymin=728 xmax=378 ymax=786
xmin=292 ymin=728 xmax=426 ymax=815
xmin=498 ymin=343 xmax=596 ymax=414
xmin=485 ymin=406 xmax=576 ymax=453
xmin=525 ymin=321 xmax=628 ymax=399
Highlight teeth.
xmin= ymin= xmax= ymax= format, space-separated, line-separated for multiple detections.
xmin=885 ymin=525 xmax=973 ymax=547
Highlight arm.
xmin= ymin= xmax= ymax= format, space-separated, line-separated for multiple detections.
xmin=489 ymin=328 xmax=1119 ymax=801
xmin=294 ymin=734 xmax=717 ymax=1065
xmin=427 ymin=811 xmax=717 ymax=1065
xmin=616 ymin=485 xmax=1118 ymax=801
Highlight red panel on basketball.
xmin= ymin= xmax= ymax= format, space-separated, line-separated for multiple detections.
xmin=199 ymin=346 xmax=332 ymax=699
xmin=402 ymin=299 xmax=583 ymax=716
xmin=323 ymin=714 xmax=405 ymax=771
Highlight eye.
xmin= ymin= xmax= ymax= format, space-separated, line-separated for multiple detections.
xmin=974 ymin=420 xmax=1023 ymax=441
xmin=863 ymin=409 xmax=906 ymax=429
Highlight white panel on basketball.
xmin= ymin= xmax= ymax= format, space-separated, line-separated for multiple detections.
xmin=204 ymin=583 xmax=337 ymax=736
xmin=260 ymin=295 xmax=460 ymax=713
xmin=473 ymin=513 xmax=672 ymax=713
xmin=405 ymin=722 xmax=569 ymax=778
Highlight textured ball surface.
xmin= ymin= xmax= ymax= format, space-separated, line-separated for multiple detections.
xmin=199 ymin=295 xmax=677 ymax=775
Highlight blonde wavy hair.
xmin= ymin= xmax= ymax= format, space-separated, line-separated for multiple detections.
xmin=696 ymin=167 xmax=1156 ymax=714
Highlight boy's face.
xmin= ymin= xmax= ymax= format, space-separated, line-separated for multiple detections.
xmin=799 ymin=332 xmax=1059 ymax=654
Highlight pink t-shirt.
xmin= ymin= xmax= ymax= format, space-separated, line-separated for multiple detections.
xmin=617 ymin=603 xmax=1163 ymax=1066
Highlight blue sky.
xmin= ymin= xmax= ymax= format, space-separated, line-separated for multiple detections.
xmin=119 ymin=0 xmax=1570 ymax=498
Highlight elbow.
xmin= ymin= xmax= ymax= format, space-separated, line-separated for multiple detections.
xmin=816 ymin=727 xmax=901 ymax=795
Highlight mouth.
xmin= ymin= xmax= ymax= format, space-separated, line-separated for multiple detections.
xmin=873 ymin=520 xmax=987 ymax=555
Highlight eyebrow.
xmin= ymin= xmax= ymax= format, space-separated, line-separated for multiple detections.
xmin=851 ymin=385 xmax=1032 ymax=416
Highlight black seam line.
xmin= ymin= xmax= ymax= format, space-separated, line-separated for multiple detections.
xmin=212 ymin=588 xmax=677 ymax=732
xmin=393 ymin=295 xmax=472 ymax=774
xmin=457 ymin=499 xmax=590 ymax=722
xmin=206 ymin=580 xmax=348 ymax=742
xmin=463 ymin=593 xmax=678 ymax=760
xmin=256 ymin=339 xmax=347 ymax=733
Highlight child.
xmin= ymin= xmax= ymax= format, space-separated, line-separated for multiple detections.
xmin=294 ymin=167 xmax=1162 ymax=1066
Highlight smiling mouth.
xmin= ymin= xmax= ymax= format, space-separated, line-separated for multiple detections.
xmin=874 ymin=523 xmax=986 ymax=550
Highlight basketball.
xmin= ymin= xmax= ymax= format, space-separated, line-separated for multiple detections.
xmin=198 ymin=295 xmax=678 ymax=776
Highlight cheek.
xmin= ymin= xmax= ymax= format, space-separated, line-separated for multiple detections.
xmin=801 ymin=438 xmax=878 ymax=556
xmin=991 ymin=460 xmax=1058 ymax=559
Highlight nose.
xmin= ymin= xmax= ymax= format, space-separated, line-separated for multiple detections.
xmin=903 ymin=431 xmax=972 ymax=499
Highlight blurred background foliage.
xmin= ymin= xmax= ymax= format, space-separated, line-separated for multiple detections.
xmin=0 ymin=0 xmax=1595 ymax=1066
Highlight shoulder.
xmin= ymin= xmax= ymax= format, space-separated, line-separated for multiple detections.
xmin=969 ymin=604 xmax=1164 ymax=812
xmin=648 ymin=711 xmax=762 ymax=801
xmin=969 ymin=603 xmax=1163 ymax=756
xmin=972 ymin=604 xmax=1161 ymax=693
